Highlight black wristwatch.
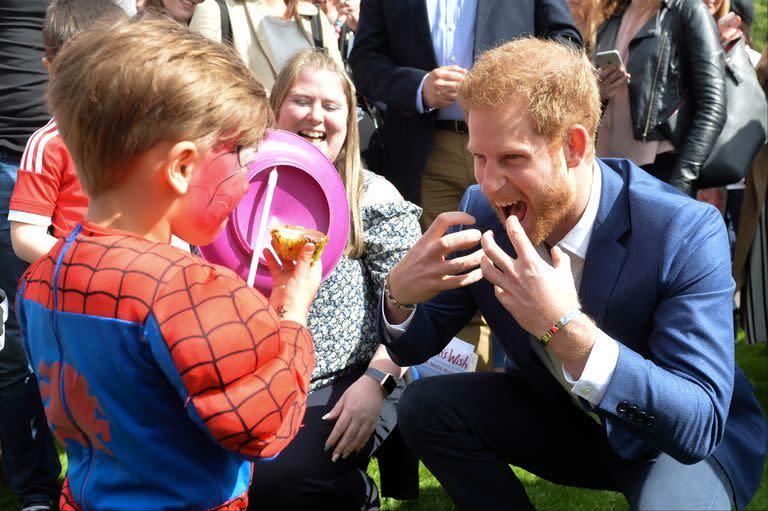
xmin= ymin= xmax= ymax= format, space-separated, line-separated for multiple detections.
xmin=364 ymin=367 xmax=397 ymax=396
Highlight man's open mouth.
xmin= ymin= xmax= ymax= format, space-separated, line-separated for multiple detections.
xmin=498 ymin=200 xmax=527 ymax=222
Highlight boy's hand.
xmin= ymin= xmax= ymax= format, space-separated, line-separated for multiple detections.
xmin=264 ymin=241 xmax=322 ymax=326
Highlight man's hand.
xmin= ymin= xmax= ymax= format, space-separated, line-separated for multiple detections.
xmin=480 ymin=216 xmax=597 ymax=377
xmin=422 ymin=65 xmax=468 ymax=110
xmin=264 ymin=242 xmax=322 ymax=326
xmin=385 ymin=212 xmax=483 ymax=322
xmin=322 ymin=376 xmax=384 ymax=461
xmin=479 ymin=215 xmax=581 ymax=338
xmin=598 ymin=64 xmax=630 ymax=101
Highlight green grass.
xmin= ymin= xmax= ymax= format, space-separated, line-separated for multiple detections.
xmin=753 ymin=0 xmax=767 ymax=52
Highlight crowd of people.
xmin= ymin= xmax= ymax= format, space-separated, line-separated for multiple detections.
xmin=0 ymin=1 xmax=766 ymax=511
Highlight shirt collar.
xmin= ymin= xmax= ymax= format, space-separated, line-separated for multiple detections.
xmin=557 ymin=160 xmax=601 ymax=260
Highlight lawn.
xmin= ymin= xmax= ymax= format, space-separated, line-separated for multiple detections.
xmin=753 ymin=0 xmax=767 ymax=51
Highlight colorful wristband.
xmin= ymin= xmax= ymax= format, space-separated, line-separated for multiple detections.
xmin=539 ymin=309 xmax=582 ymax=346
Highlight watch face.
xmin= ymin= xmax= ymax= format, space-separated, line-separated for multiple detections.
xmin=382 ymin=374 xmax=397 ymax=395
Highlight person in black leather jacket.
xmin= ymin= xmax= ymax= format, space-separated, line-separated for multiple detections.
xmin=594 ymin=0 xmax=726 ymax=196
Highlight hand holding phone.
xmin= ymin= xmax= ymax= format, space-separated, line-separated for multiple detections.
xmin=717 ymin=11 xmax=743 ymax=43
xmin=594 ymin=50 xmax=625 ymax=70
xmin=595 ymin=50 xmax=630 ymax=100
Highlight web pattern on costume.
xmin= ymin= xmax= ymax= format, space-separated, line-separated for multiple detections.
xmin=22 ymin=230 xmax=314 ymax=460
xmin=59 ymin=478 xmax=78 ymax=511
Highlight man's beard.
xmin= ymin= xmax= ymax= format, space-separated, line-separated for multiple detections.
xmin=521 ymin=159 xmax=573 ymax=246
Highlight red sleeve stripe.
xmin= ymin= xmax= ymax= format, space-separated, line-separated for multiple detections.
xmin=21 ymin=119 xmax=58 ymax=174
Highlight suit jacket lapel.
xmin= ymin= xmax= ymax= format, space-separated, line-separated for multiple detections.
xmin=474 ymin=0 xmax=496 ymax=56
xmin=580 ymin=160 xmax=630 ymax=327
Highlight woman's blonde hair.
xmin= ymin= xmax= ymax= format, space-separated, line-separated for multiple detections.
xmin=48 ymin=15 xmax=272 ymax=197
xmin=714 ymin=0 xmax=731 ymax=21
xmin=270 ymin=49 xmax=365 ymax=259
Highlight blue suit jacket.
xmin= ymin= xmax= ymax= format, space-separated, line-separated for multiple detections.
xmin=348 ymin=0 xmax=582 ymax=202
xmin=381 ymin=158 xmax=766 ymax=509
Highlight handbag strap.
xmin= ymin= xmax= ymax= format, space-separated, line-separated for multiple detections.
xmin=309 ymin=13 xmax=323 ymax=48
xmin=215 ymin=0 xmax=232 ymax=45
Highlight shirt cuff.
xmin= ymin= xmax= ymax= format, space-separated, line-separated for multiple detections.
xmin=380 ymin=289 xmax=416 ymax=339
xmin=415 ymin=74 xmax=434 ymax=114
xmin=563 ymin=329 xmax=619 ymax=406
xmin=7 ymin=210 xmax=52 ymax=228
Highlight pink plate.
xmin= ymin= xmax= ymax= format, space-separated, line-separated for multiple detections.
xmin=198 ymin=129 xmax=349 ymax=295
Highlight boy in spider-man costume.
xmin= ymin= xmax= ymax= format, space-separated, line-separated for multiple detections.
xmin=15 ymin=16 xmax=322 ymax=511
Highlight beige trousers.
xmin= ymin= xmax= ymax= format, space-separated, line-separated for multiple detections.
xmin=419 ymin=129 xmax=494 ymax=371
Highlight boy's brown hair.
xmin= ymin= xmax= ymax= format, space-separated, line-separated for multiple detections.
xmin=47 ymin=15 xmax=272 ymax=197
xmin=42 ymin=0 xmax=125 ymax=60
xmin=458 ymin=37 xmax=601 ymax=159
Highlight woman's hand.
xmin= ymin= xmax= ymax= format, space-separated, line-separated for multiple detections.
xmin=598 ymin=64 xmax=631 ymax=100
xmin=717 ymin=12 xmax=743 ymax=44
xmin=322 ymin=375 xmax=385 ymax=461
xmin=264 ymin=241 xmax=322 ymax=326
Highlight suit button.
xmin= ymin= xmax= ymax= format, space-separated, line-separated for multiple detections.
xmin=635 ymin=411 xmax=648 ymax=422
xmin=617 ymin=400 xmax=631 ymax=413
xmin=645 ymin=415 xmax=656 ymax=426
xmin=626 ymin=405 xmax=638 ymax=417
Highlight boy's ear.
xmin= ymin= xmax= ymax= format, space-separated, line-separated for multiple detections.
xmin=42 ymin=57 xmax=51 ymax=72
xmin=165 ymin=141 xmax=200 ymax=195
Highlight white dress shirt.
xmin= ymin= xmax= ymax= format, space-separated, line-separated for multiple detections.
xmin=414 ymin=0 xmax=477 ymax=120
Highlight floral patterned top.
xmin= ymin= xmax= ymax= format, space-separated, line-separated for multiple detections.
xmin=307 ymin=170 xmax=421 ymax=392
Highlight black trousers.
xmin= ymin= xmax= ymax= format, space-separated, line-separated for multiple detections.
xmin=397 ymin=371 xmax=734 ymax=511
xmin=397 ymin=371 xmax=629 ymax=511
xmin=248 ymin=367 xmax=419 ymax=510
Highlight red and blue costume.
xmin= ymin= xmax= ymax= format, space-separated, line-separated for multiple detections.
xmin=17 ymin=221 xmax=315 ymax=511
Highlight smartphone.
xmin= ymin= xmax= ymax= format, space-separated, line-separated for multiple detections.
xmin=718 ymin=11 xmax=739 ymax=29
xmin=717 ymin=11 xmax=738 ymax=28
xmin=594 ymin=50 xmax=625 ymax=69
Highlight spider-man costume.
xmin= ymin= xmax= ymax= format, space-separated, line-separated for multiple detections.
xmin=16 ymin=221 xmax=315 ymax=511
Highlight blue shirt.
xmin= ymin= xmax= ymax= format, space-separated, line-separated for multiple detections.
xmin=416 ymin=0 xmax=477 ymax=120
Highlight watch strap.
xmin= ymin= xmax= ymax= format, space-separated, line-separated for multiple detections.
xmin=364 ymin=367 xmax=397 ymax=396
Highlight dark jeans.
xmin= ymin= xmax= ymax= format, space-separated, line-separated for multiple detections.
xmin=398 ymin=372 xmax=734 ymax=511
xmin=249 ymin=367 xmax=419 ymax=510
xmin=0 ymin=148 xmax=61 ymax=505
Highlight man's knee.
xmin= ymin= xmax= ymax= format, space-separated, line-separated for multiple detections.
xmin=397 ymin=379 xmax=430 ymax=442
xmin=397 ymin=377 xmax=452 ymax=446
